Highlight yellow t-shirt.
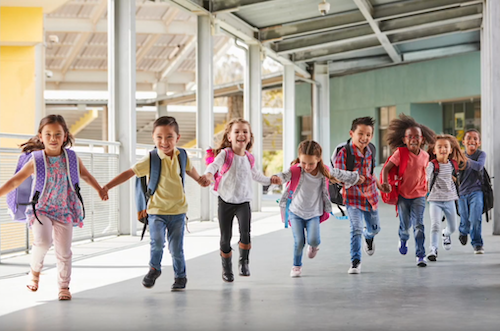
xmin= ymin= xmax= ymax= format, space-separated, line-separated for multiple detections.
xmin=132 ymin=148 xmax=192 ymax=215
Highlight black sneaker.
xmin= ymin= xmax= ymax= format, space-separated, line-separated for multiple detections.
xmin=171 ymin=277 xmax=187 ymax=291
xmin=363 ymin=238 xmax=375 ymax=256
xmin=459 ymin=234 xmax=468 ymax=246
xmin=474 ymin=246 xmax=484 ymax=254
xmin=142 ymin=268 xmax=161 ymax=288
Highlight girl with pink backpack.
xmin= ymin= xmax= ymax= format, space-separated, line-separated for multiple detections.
xmin=0 ymin=115 xmax=107 ymax=301
xmin=201 ymin=118 xmax=273 ymax=283
xmin=271 ymin=140 xmax=363 ymax=278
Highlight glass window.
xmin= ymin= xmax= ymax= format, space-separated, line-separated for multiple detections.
xmin=379 ymin=106 xmax=396 ymax=163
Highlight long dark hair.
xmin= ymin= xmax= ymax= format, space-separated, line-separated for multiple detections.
xmin=386 ymin=113 xmax=436 ymax=150
xmin=291 ymin=140 xmax=334 ymax=181
xmin=20 ymin=114 xmax=74 ymax=153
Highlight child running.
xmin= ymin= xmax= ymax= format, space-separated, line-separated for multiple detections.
xmin=102 ymin=116 xmax=208 ymax=291
xmin=0 ymin=115 xmax=106 ymax=301
xmin=381 ymin=114 xmax=435 ymax=267
xmin=334 ymin=117 xmax=388 ymax=274
xmin=458 ymin=129 xmax=487 ymax=254
xmin=426 ymin=134 xmax=467 ymax=261
xmin=200 ymin=118 xmax=271 ymax=282
xmin=272 ymin=140 xmax=363 ymax=277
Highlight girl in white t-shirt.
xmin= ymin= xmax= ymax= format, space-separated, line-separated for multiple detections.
xmin=201 ymin=118 xmax=272 ymax=283
xmin=272 ymin=140 xmax=363 ymax=277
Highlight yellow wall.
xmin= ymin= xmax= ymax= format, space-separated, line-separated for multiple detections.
xmin=0 ymin=6 xmax=43 ymax=147
xmin=0 ymin=7 xmax=43 ymax=45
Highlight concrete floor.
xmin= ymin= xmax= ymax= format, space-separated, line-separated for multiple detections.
xmin=1 ymin=199 xmax=500 ymax=331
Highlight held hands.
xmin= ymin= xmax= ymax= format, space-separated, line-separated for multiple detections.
xmin=197 ymin=174 xmax=211 ymax=187
xmin=379 ymin=182 xmax=392 ymax=193
xmin=99 ymin=185 xmax=109 ymax=201
xmin=355 ymin=175 xmax=365 ymax=185
xmin=270 ymin=175 xmax=282 ymax=185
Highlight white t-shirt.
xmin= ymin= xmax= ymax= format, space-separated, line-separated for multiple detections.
xmin=289 ymin=171 xmax=324 ymax=220
xmin=205 ymin=150 xmax=270 ymax=204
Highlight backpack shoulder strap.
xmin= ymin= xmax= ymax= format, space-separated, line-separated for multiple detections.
xmin=398 ymin=147 xmax=410 ymax=177
xmin=288 ymin=165 xmax=302 ymax=194
xmin=64 ymin=149 xmax=80 ymax=190
xmin=219 ymin=148 xmax=234 ymax=176
xmin=345 ymin=139 xmax=355 ymax=171
xmin=245 ymin=151 xmax=255 ymax=168
xmin=148 ymin=149 xmax=162 ymax=196
xmin=368 ymin=143 xmax=376 ymax=174
xmin=177 ymin=148 xmax=187 ymax=187
xmin=450 ymin=159 xmax=459 ymax=175
xmin=32 ymin=150 xmax=47 ymax=200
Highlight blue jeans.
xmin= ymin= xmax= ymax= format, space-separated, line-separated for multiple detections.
xmin=428 ymin=201 xmax=457 ymax=250
xmin=398 ymin=196 xmax=426 ymax=258
xmin=346 ymin=206 xmax=380 ymax=262
xmin=148 ymin=214 xmax=186 ymax=278
xmin=458 ymin=191 xmax=484 ymax=247
xmin=289 ymin=211 xmax=320 ymax=267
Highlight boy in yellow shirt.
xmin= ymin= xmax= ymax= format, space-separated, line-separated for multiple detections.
xmin=103 ymin=116 xmax=209 ymax=290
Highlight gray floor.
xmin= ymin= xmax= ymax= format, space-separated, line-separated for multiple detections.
xmin=1 ymin=201 xmax=500 ymax=331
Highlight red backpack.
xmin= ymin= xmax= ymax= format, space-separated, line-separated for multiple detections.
xmin=205 ymin=147 xmax=255 ymax=192
xmin=380 ymin=147 xmax=410 ymax=205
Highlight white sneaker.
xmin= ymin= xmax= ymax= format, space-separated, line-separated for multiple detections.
xmin=427 ymin=247 xmax=438 ymax=262
xmin=442 ymin=230 xmax=452 ymax=251
xmin=347 ymin=259 xmax=361 ymax=274
xmin=290 ymin=266 xmax=302 ymax=277
xmin=363 ymin=238 xmax=375 ymax=256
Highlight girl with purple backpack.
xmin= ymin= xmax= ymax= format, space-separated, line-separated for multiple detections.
xmin=200 ymin=118 xmax=273 ymax=283
xmin=272 ymin=140 xmax=363 ymax=277
xmin=0 ymin=115 xmax=107 ymax=301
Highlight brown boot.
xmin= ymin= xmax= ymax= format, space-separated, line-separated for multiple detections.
xmin=238 ymin=242 xmax=251 ymax=276
xmin=220 ymin=250 xmax=234 ymax=282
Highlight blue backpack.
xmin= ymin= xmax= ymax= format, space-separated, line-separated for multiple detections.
xmin=6 ymin=149 xmax=84 ymax=225
xmin=135 ymin=147 xmax=187 ymax=240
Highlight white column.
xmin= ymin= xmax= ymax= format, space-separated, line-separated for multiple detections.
xmin=108 ymin=0 xmax=137 ymax=235
xmin=312 ymin=63 xmax=330 ymax=163
xmin=155 ymin=82 xmax=168 ymax=117
xmin=283 ymin=65 xmax=296 ymax=170
xmin=249 ymin=44 xmax=262 ymax=211
xmin=482 ymin=0 xmax=500 ymax=234
xmin=196 ymin=15 xmax=214 ymax=221
xmin=35 ymin=43 xmax=45 ymax=130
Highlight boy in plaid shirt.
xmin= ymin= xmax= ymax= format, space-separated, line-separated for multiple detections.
xmin=334 ymin=117 xmax=387 ymax=274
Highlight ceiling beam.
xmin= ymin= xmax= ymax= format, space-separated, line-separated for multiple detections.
xmin=47 ymin=70 xmax=158 ymax=83
xmin=136 ymin=34 xmax=161 ymax=64
xmin=211 ymin=0 xmax=276 ymax=12
xmin=45 ymin=82 xmax=154 ymax=91
xmin=328 ymin=55 xmax=393 ymax=73
xmin=402 ymin=43 xmax=479 ymax=61
xmin=353 ymin=0 xmax=401 ymax=63
xmin=373 ymin=0 xmax=482 ymax=21
xmin=45 ymin=18 xmax=196 ymax=35
xmin=160 ymin=37 xmax=196 ymax=81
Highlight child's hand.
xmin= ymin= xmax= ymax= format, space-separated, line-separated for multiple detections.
xmin=99 ymin=186 xmax=109 ymax=201
xmin=380 ymin=183 xmax=391 ymax=193
xmin=270 ymin=175 xmax=282 ymax=185
xmin=197 ymin=175 xmax=211 ymax=187
xmin=356 ymin=175 xmax=365 ymax=185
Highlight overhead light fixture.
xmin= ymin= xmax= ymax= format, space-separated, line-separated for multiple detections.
xmin=318 ymin=0 xmax=330 ymax=16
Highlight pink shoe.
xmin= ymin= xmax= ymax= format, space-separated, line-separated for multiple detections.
xmin=308 ymin=245 xmax=319 ymax=259
xmin=290 ymin=266 xmax=302 ymax=277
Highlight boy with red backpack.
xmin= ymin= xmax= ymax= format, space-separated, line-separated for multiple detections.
xmin=334 ymin=117 xmax=388 ymax=274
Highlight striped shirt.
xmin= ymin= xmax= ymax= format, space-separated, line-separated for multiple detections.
xmin=427 ymin=161 xmax=458 ymax=202
xmin=334 ymin=143 xmax=379 ymax=211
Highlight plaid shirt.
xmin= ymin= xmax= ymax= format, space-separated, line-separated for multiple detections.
xmin=334 ymin=142 xmax=379 ymax=211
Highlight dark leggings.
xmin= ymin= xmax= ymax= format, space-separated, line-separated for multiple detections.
xmin=218 ymin=197 xmax=251 ymax=254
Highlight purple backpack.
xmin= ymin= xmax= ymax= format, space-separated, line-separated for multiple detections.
xmin=6 ymin=149 xmax=83 ymax=224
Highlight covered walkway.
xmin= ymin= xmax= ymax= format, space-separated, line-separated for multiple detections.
xmin=1 ymin=200 xmax=499 ymax=331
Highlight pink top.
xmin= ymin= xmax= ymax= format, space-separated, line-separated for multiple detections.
xmin=389 ymin=148 xmax=429 ymax=199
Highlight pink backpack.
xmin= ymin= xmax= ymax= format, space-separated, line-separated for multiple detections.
xmin=206 ymin=147 xmax=255 ymax=191
xmin=280 ymin=164 xmax=330 ymax=228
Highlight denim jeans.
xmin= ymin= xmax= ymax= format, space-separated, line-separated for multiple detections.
xmin=428 ymin=201 xmax=457 ymax=250
xmin=289 ymin=211 xmax=320 ymax=267
xmin=458 ymin=190 xmax=484 ymax=247
xmin=346 ymin=206 xmax=380 ymax=262
xmin=148 ymin=214 xmax=186 ymax=278
xmin=398 ymin=196 xmax=426 ymax=258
